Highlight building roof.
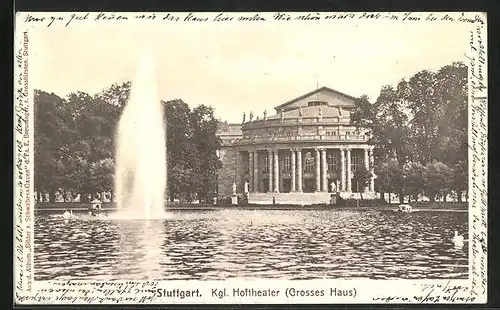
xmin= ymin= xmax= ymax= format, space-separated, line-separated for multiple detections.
xmin=266 ymin=105 xmax=348 ymax=119
xmin=216 ymin=122 xmax=242 ymax=136
xmin=274 ymin=86 xmax=358 ymax=112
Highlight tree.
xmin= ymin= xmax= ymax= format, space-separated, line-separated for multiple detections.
xmin=89 ymin=158 xmax=115 ymax=194
xmin=350 ymin=94 xmax=376 ymax=130
xmin=404 ymin=162 xmax=425 ymax=203
xmin=352 ymin=85 xmax=413 ymax=165
xmin=164 ymin=99 xmax=194 ymax=201
xmin=352 ymin=62 xmax=468 ymax=203
xmin=34 ymin=90 xmax=73 ymax=201
xmin=433 ymin=62 xmax=468 ymax=166
xmin=353 ymin=165 xmax=372 ymax=201
xmin=190 ymin=105 xmax=222 ymax=201
xmin=34 ymin=82 xmax=129 ymax=202
xmin=387 ymin=160 xmax=406 ymax=203
xmin=374 ymin=160 xmax=390 ymax=202
xmin=163 ymin=100 xmax=222 ymax=201
xmin=404 ymin=62 xmax=467 ymax=166
xmin=95 ymin=81 xmax=131 ymax=108
xmin=374 ymin=159 xmax=403 ymax=203
xmin=64 ymin=90 xmax=118 ymax=198
xmin=423 ymin=161 xmax=453 ymax=203
xmin=451 ymin=160 xmax=468 ymax=202
xmin=404 ymin=71 xmax=439 ymax=164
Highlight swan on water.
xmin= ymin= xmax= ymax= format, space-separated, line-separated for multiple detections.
xmin=453 ymin=230 xmax=464 ymax=247
xmin=63 ymin=210 xmax=73 ymax=218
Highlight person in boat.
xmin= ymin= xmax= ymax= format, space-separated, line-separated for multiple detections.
xmin=396 ymin=204 xmax=412 ymax=213
xmin=88 ymin=196 xmax=102 ymax=216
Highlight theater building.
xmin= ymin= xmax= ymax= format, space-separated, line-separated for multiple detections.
xmin=216 ymin=86 xmax=375 ymax=204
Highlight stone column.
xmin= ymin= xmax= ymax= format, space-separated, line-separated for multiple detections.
xmin=369 ymin=147 xmax=375 ymax=192
xmin=249 ymin=151 xmax=254 ymax=192
xmin=268 ymin=150 xmax=273 ymax=192
xmin=297 ymin=149 xmax=303 ymax=192
xmin=340 ymin=149 xmax=346 ymax=191
xmin=273 ymin=150 xmax=279 ymax=192
xmin=253 ymin=151 xmax=259 ymax=192
xmin=364 ymin=148 xmax=370 ymax=193
xmin=321 ymin=149 xmax=327 ymax=192
xmin=291 ymin=149 xmax=296 ymax=192
xmin=315 ymin=148 xmax=321 ymax=192
xmin=346 ymin=148 xmax=352 ymax=192
xmin=235 ymin=151 xmax=240 ymax=191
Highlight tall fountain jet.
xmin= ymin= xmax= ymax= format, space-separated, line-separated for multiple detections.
xmin=114 ymin=51 xmax=167 ymax=219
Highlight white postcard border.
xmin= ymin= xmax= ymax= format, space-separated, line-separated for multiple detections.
xmin=13 ymin=11 xmax=488 ymax=305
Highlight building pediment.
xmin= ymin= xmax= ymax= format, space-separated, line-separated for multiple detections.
xmin=274 ymin=86 xmax=357 ymax=113
xmin=266 ymin=105 xmax=348 ymax=120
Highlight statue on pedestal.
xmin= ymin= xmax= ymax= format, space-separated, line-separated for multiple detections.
xmin=249 ymin=111 xmax=254 ymax=122
xmin=231 ymin=182 xmax=238 ymax=205
xmin=263 ymin=110 xmax=267 ymax=121
xmin=330 ymin=181 xmax=336 ymax=193
xmin=232 ymin=182 xmax=237 ymax=196
xmin=242 ymin=112 xmax=246 ymax=124
xmin=244 ymin=180 xmax=249 ymax=194
xmin=299 ymin=106 xmax=303 ymax=117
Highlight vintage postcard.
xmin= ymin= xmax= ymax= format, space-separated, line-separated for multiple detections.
xmin=13 ymin=12 xmax=487 ymax=305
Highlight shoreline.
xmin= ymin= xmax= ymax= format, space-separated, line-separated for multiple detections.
xmin=35 ymin=202 xmax=468 ymax=213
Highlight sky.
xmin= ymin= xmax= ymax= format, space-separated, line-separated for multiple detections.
xmin=26 ymin=12 xmax=471 ymax=123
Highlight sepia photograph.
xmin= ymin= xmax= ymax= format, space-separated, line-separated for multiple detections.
xmin=14 ymin=11 xmax=487 ymax=304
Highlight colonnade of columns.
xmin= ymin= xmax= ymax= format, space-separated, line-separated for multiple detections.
xmin=245 ymin=147 xmax=375 ymax=193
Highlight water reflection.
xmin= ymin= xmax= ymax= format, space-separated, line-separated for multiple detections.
xmin=34 ymin=209 xmax=468 ymax=280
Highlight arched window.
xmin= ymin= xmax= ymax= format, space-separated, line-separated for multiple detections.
xmin=327 ymin=151 xmax=339 ymax=172
xmin=304 ymin=152 xmax=314 ymax=172
xmin=352 ymin=154 xmax=362 ymax=172
xmin=283 ymin=153 xmax=291 ymax=172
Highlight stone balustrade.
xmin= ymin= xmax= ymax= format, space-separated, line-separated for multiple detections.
xmin=235 ymin=133 xmax=370 ymax=145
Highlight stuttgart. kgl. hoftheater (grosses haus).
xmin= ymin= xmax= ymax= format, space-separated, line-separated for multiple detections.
xmin=216 ymin=87 xmax=375 ymax=205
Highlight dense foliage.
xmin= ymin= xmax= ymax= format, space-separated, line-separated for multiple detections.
xmin=34 ymin=82 xmax=221 ymax=202
xmin=164 ymin=100 xmax=222 ymax=201
xmin=351 ymin=62 xmax=468 ymax=203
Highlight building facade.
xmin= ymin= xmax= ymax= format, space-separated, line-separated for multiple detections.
xmin=216 ymin=87 xmax=375 ymax=204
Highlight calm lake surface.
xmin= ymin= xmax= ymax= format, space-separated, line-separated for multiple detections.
xmin=34 ymin=209 xmax=468 ymax=280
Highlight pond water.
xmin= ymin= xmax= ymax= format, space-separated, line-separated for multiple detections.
xmin=34 ymin=209 xmax=468 ymax=280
